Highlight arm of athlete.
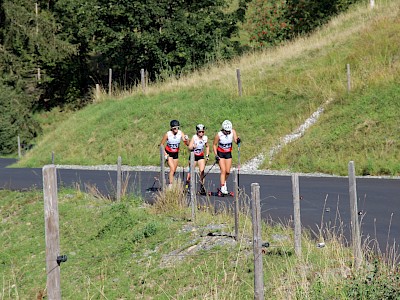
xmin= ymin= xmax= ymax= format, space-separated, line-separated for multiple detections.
xmin=181 ymin=131 xmax=190 ymax=146
xmin=188 ymin=136 xmax=195 ymax=151
xmin=159 ymin=133 xmax=168 ymax=158
xmin=213 ymin=133 xmax=220 ymax=160
xmin=233 ymin=129 xmax=240 ymax=145
xmin=205 ymin=141 xmax=210 ymax=160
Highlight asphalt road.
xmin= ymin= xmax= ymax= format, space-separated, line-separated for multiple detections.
xmin=1 ymin=158 xmax=399 ymax=253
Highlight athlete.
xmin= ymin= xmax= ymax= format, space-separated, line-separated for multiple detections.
xmin=186 ymin=124 xmax=210 ymax=194
xmin=213 ymin=120 xmax=241 ymax=195
xmin=159 ymin=120 xmax=189 ymax=186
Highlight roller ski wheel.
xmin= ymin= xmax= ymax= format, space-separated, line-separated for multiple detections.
xmin=208 ymin=191 xmax=234 ymax=197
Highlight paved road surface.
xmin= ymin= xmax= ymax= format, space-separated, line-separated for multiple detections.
xmin=1 ymin=158 xmax=399 ymax=253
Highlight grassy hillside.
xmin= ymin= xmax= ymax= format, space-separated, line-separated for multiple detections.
xmin=2 ymin=188 xmax=399 ymax=299
xmin=17 ymin=0 xmax=400 ymax=176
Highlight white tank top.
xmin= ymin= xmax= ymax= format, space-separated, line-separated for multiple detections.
xmin=217 ymin=131 xmax=233 ymax=153
xmin=192 ymin=135 xmax=208 ymax=156
xmin=165 ymin=130 xmax=182 ymax=153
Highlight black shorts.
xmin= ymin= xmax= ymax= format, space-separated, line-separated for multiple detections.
xmin=166 ymin=150 xmax=179 ymax=159
xmin=188 ymin=155 xmax=204 ymax=161
xmin=217 ymin=151 xmax=232 ymax=159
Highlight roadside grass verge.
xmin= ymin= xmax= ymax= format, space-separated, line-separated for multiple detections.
xmin=13 ymin=0 xmax=400 ymax=176
xmin=1 ymin=188 xmax=400 ymax=299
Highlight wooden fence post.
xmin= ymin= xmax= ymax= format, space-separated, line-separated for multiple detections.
xmin=160 ymin=146 xmax=166 ymax=191
xmin=251 ymin=183 xmax=264 ymax=300
xmin=43 ymin=165 xmax=62 ymax=300
xmin=292 ymin=173 xmax=302 ymax=257
xmin=108 ymin=68 xmax=112 ymax=96
xmin=348 ymin=161 xmax=362 ymax=269
xmin=51 ymin=151 xmax=55 ymax=164
xmin=190 ymin=151 xmax=196 ymax=220
xmin=117 ymin=156 xmax=122 ymax=201
xmin=17 ymin=135 xmax=22 ymax=158
xmin=346 ymin=64 xmax=351 ymax=92
xmin=233 ymin=169 xmax=239 ymax=240
xmin=236 ymin=68 xmax=242 ymax=97
xmin=141 ymin=69 xmax=146 ymax=93
xmin=95 ymin=84 xmax=101 ymax=102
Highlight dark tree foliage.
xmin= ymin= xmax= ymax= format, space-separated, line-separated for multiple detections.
xmin=0 ymin=83 xmax=40 ymax=154
xmin=50 ymin=0 xmax=243 ymax=100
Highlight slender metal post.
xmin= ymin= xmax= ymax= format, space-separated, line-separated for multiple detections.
xmin=117 ymin=156 xmax=122 ymax=201
xmin=160 ymin=146 xmax=166 ymax=191
xmin=236 ymin=68 xmax=242 ymax=97
xmin=234 ymin=169 xmax=239 ymax=240
xmin=190 ymin=152 xmax=196 ymax=220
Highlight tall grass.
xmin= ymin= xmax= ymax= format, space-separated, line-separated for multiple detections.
xmin=17 ymin=0 xmax=400 ymax=176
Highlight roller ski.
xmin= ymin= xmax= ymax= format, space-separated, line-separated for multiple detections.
xmin=208 ymin=187 xmax=234 ymax=197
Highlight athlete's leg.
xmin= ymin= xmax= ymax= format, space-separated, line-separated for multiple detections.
xmin=197 ymin=159 xmax=206 ymax=185
xmin=168 ymin=157 xmax=179 ymax=184
xmin=224 ymin=158 xmax=232 ymax=181
xmin=219 ymin=158 xmax=227 ymax=189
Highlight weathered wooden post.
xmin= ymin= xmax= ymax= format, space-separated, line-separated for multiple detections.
xmin=236 ymin=68 xmax=242 ymax=97
xmin=43 ymin=165 xmax=62 ymax=300
xmin=348 ymin=161 xmax=362 ymax=269
xmin=117 ymin=156 xmax=122 ymax=201
xmin=17 ymin=135 xmax=22 ymax=158
xmin=251 ymin=183 xmax=264 ymax=300
xmin=95 ymin=84 xmax=101 ymax=102
xmin=233 ymin=169 xmax=239 ymax=240
xmin=346 ymin=64 xmax=351 ymax=92
xmin=292 ymin=173 xmax=302 ymax=257
xmin=160 ymin=145 xmax=166 ymax=191
xmin=51 ymin=151 xmax=55 ymax=164
xmin=141 ymin=68 xmax=146 ymax=93
xmin=108 ymin=68 xmax=112 ymax=96
xmin=190 ymin=151 xmax=196 ymax=220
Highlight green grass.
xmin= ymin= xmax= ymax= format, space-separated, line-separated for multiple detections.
xmin=2 ymin=188 xmax=400 ymax=299
xmin=14 ymin=0 xmax=400 ymax=176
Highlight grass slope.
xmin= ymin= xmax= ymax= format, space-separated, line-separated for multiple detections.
xmin=17 ymin=0 xmax=400 ymax=176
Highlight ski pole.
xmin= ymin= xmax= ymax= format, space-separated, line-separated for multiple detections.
xmin=203 ymin=160 xmax=217 ymax=179
xmin=237 ymin=142 xmax=241 ymax=189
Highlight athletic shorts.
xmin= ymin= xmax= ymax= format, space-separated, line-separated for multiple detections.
xmin=189 ymin=155 xmax=204 ymax=162
xmin=166 ymin=150 xmax=179 ymax=159
xmin=217 ymin=150 xmax=232 ymax=159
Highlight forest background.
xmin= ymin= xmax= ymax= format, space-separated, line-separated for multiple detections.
xmin=0 ymin=0 xmax=361 ymax=154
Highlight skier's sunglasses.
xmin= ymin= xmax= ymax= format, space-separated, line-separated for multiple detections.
xmin=197 ymin=130 xmax=204 ymax=133
xmin=171 ymin=126 xmax=179 ymax=130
